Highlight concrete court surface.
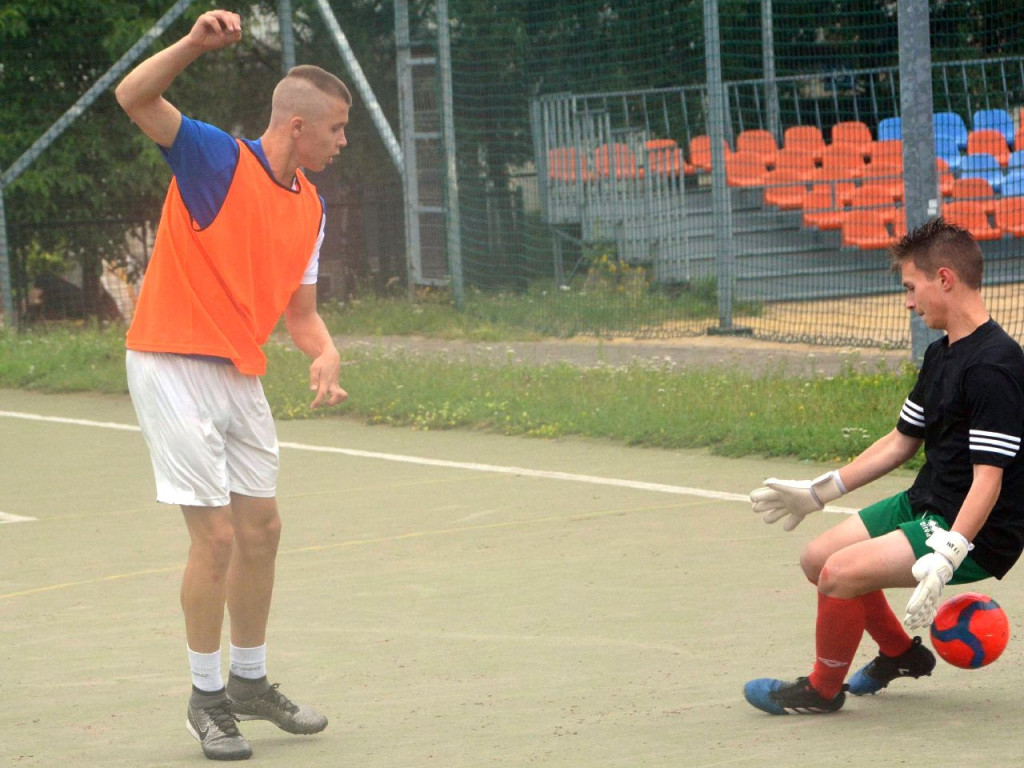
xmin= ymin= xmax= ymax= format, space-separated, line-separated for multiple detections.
xmin=2 ymin=387 xmax=1024 ymax=767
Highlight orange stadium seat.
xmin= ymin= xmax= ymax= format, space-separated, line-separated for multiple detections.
xmin=821 ymin=144 xmax=868 ymax=178
xmin=689 ymin=135 xmax=729 ymax=173
xmin=995 ymin=197 xmax=1024 ymax=237
xmin=783 ymin=125 xmax=826 ymax=163
xmin=594 ymin=143 xmax=643 ymax=180
xmin=831 ymin=120 xmax=873 ymax=159
xmin=802 ymin=177 xmax=856 ymax=230
xmin=548 ymin=147 xmax=590 ymax=182
xmin=870 ymin=139 xmax=903 ymax=168
xmin=763 ymin=168 xmax=811 ymax=209
xmin=862 ymin=162 xmax=904 ymax=201
xmin=736 ymin=129 xmax=779 ymax=167
xmin=943 ymin=200 xmax=1001 ymax=240
xmin=726 ymin=149 xmax=771 ymax=187
xmin=645 ymin=139 xmax=693 ymax=176
xmin=967 ymin=129 xmax=1011 ymax=167
xmin=842 ymin=206 xmax=899 ymax=249
xmin=950 ymin=177 xmax=997 ymax=213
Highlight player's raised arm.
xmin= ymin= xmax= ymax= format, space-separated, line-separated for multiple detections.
xmin=115 ymin=10 xmax=242 ymax=148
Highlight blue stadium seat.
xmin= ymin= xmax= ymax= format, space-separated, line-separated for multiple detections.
xmin=973 ymin=109 xmax=1015 ymax=149
xmin=934 ymin=133 xmax=963 ymax=170
xmin=934 ymin=112 xmax=969 ymax=151
xmin=877 ymin=116 xmax=902 ymax=141
xmin=1007 ymin=150 xmax=1024 ymax=171
xmin=1003 ymin=169 xmax=1024 ymax=197
xmin=959 ymin=153 xmax=1003 ymax=194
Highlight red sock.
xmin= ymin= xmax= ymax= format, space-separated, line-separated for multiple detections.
xmin=809 ymin=593 xmax=865 ymax=699
xmin=860 ymin=590 xmax=912 ymax=657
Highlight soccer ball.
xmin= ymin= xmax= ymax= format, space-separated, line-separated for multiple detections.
xmin=930 ymin=592 xmax=1010 ymax=669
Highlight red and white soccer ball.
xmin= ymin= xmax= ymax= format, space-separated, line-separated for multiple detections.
xmin=930 ymin=592 xmax=1010 ymax=669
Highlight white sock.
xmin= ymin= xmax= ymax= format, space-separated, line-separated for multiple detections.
xmin=229 ymin=644 xmax=267 ymax=680
xmin=188 ymin=648 xmax=223 ymax=692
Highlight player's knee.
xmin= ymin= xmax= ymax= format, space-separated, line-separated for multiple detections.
xmin=236 ymin=513 xmax=281 ymax=556
xmin=191 ymin=523 xmax=235 ymax=567
xmin=799 ymin=543 xmax=826 ymax=584
xmin=816 ymin=559 xmax=857 ymax=598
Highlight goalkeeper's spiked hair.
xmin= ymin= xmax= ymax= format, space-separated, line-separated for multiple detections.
xmin=889 ymin=217 xmax=983 ymax=290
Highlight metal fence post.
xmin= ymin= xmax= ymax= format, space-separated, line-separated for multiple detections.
xmin=899 ymin=0 xmax=944 ymax=362
xmin=278 ymin=0 xmax=296 ymax=73
xmin=0 ymin=186 xmax=14 ymax=330
xmin=704 ymin=0 xmax=746 ymax=335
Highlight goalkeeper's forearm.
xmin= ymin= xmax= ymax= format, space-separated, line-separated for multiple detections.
xmin=836 ymin=429 xmax=922 ymax=493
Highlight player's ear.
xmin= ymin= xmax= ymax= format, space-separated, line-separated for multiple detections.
xmin=936 ymin=266 xmax=955 ymax=289
xmin=290 ymin=116 xmax=304 ymax=138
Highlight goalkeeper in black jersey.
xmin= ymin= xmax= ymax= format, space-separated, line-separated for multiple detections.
xmin=744 ymin=217 xmax=1024 ymax=716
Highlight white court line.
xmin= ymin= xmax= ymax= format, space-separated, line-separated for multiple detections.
xmin=1 ymin=511 xmax=38 ymax=524
xmin=0 ymin=409 xmax=858 ymax=514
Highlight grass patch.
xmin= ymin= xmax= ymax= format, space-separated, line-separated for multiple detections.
xmin=1 ymin=324 xmax=919 ymax=467
xmin=320 ymin=278 xmax=757 ymax=340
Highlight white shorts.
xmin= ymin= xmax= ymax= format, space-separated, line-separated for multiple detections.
xmin=126 ymin=350 xmax=279 ymax=507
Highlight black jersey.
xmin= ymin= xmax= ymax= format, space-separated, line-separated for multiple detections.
xmin=897 ymin=319 xmax=1024 ymax=578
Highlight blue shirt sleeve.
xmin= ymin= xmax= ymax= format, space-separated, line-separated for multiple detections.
xmin=161 ymin=116 xmax=240 ymax=230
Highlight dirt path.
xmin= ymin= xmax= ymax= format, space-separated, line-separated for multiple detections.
xmin=342 ymin=333 xmax=911 ymax=377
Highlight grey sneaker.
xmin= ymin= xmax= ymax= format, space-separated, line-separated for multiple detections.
xmin=187 ymin=691 xmax=253 ymax=761
xmin=227 ymin=674 xmax=328 ymax=735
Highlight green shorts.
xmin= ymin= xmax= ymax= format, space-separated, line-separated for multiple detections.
xmin=859 ymin=491 xmax=992 ymax=585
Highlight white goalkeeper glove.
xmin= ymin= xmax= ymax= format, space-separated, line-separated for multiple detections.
xmin=904 ymin=529 xmax=972 ymax=629
xmin=749 ymin=471 xmax=847 ymax=531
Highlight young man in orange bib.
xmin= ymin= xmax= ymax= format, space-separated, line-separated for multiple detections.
xmin=116 ymin=9 xmax=350 ymax=760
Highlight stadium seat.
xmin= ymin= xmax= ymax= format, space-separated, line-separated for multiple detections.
xmin=725 ymin=150 xmax=771 ymax=187
xmin=1003 ymin=169 xmax=1024 ymax=197
xmin=951 ymin=177 xmax=996 ymax=212
xmin=831 ymin=120 xmax=874 ymax=159
xmin=763 ymin=168 xmax=811 ymax=209
xmin=995 ymin=196 xmax=1024 ymax=237
xmin=934 ymin=112 xmax=969 ymax=151
xmin=821 ymin=143 xmax=867 ymax=178
xmin=783 ymin=125 xmax=826 ymax=163
xmin=869 ymin=139 xmax=903 ymax=169
xmin=942 ymin=199 xmax=1001 ymax=240
xmin=852 ymin=182 xmax=899 ymax=210
xmin=548 ymin=147 xmax=590 ymax=182
xmin=645 ymin=139 xmax=693 ymax=176
xmin=594 ymin=143 xmax=643 ymax=180
xmin=877 ymin=116 xmax=902 ymax=141
xmin=973 ymin=108 xmax=1015 ymax=149
xmin=937 ymin=157 xmax=955 ymax=197
xmin=690 ymin=135 xmax=728 ymax=173
xmin=842 ymin=206 xmax=898 ymax=250
xmin=735 ymin=129 xmax=779 ymax=167
xmin=773 ymin=147 xmax=818 ymax=174
xmin=802 ymin=173 xmax=856 ymax=230
xmin=967 ymin=129 xmax=1011 ymax=167
xmin=861 ymin=162 xmax=904 ymax=201
xmin=1008 ymin=151 xmax=1024 ymax=171
xmin=958 ymin=153 xmax=1003 ymax=194
xmin=934 ymin=133 xmax=963 ymax=170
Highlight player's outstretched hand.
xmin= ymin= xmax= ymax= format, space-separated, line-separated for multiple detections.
xmin=749 ymin=471 xmax=846 ymax=531
xmin=904 ymin=529 xmax=970 ymax=629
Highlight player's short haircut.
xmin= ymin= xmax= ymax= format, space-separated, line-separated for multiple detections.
xmin=889 ymin=216 xmax=983 ymax=289
xmin=284 ymin=65 xmax=352 ymax=106
xmin=269 ymin=66 xmax=352 ymax=127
